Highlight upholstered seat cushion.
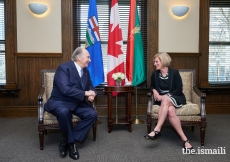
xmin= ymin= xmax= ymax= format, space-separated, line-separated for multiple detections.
xmin=151 ymin=101 xmax=201 ymax=121
xmin=43 ymin=111 xmax=81 ymax=125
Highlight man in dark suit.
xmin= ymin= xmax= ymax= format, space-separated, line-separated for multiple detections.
xmin=44 ymin=47 xmax=97 ymax=160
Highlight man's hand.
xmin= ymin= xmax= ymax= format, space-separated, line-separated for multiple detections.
xmin=88 ymin=95 xmax=95 ymax=102
xmin=85 ymin=90 xmax=96 ymax=97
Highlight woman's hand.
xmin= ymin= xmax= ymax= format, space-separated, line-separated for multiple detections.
xmin=153 ymin=89 xmax=167 ymax=101
xmin=153 ymin=89 xmax=160 ymax=101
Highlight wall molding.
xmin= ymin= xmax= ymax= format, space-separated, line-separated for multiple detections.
xmin=168 ymin=53 xmax=201 ymax=57
xmin=15 ymin=53 xmax=63 ymax=58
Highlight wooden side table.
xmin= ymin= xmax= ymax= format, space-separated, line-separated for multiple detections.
xmin=104 ymin=86 xmax=134 ymax=133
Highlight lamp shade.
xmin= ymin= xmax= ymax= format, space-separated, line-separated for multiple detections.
xmin=28 ymin=3 xmax=48 ymax=15
xmin=171 ymin=6 xmax=189 ymax=17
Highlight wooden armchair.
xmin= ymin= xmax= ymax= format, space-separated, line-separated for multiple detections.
xmin=38 ymin=69 xmax=97 ymax=150
xmin=146 ymin=69 xmax=207 ymax=146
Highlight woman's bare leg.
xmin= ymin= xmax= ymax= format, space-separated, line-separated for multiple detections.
xmin=148 ymin=98 xmax=171 ymax=136
xmin=168 ymin=105 xmax=192 ymax=148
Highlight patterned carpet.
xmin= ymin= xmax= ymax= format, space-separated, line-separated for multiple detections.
xmin=0 ymin=115 xmax=229 ymax=162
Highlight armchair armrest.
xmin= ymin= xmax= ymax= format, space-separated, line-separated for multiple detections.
xmin=192 ymin=86 xmax=206 ymax=119
xmin=38 ymin=87 xmax=46 ymax=124
xmin=147 ymin=92 xmax=153 ymax=114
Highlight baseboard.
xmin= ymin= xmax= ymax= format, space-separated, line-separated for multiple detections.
xmin=206 ymin=103 xmax=230 ymax=114
xmin=0 ymin=106 xmax=37 ymax=117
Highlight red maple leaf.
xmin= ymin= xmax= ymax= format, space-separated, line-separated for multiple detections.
xmin=108 ymin=23 xmax=123 ymax=58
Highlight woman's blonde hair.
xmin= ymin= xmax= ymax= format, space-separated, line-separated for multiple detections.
xmin=153 ymin=52 xmax=171 ymax=67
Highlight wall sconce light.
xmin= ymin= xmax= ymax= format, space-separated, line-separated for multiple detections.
xmin=171 ymin=6 xmax=189 ymax=17
xmin=28 ymin=3 xmax=48 ymax=15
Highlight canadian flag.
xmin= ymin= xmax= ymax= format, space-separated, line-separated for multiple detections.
xmin=107 ymin=0 xmax=124 ymax=96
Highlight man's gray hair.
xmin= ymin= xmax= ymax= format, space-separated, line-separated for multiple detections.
xmin=71 ymin=47 xmax=83 ymax=61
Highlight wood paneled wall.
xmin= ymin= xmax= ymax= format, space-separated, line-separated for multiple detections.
xmin=0 ymin=0 xmax=230 ymax=117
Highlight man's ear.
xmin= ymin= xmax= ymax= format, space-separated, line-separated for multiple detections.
xmin=76 ymin=55 xmax=80 ymax=61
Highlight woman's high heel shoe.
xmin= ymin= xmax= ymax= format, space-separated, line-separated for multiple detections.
xmin=182 ymin=139 xmax=195 ymax=154
xmin=144 ymin=130 xmax=161 ymax=140
xmin=182 ymin=139 xmax=193 ymax=149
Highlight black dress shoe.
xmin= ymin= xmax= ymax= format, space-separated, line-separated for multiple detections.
xmin=58 ymin=140 xmax=68 ymax=158
xmin=144 ymin=130 xmax=161 ymax=140
xmin=69 ymin=143 xmax=79 ymax=160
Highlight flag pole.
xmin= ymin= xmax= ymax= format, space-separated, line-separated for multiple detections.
xmin=132 ymin=86 xmax=144 ymax=124
xmin=115 ymin=95 xmax=118 ymax=123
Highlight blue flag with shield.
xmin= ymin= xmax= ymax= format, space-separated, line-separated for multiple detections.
xmin=85 ymin=0 xmax=104 ymax=87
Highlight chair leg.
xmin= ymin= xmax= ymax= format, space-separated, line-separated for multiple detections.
xmin=147 ymin=122 xmax=152 ymax=134
xmin=93 ymin=123 xmax=97 ymax=141
xmin=191 ymin=126 xmax=194 ymax=132
xmin=39 ymin=131 xmax=45 ymax=150
xmin=200 ymin=126 xmax=206 ymax=146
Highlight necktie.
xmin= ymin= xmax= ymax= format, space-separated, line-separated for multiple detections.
xmin=80 ymin=69 xmax=83 ymax=77
xmin=80 ymin=69 xmax=84 ymax=87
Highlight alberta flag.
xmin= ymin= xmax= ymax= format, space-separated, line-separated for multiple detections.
xmin=126 ymin=0 xmax=146 ymax=86
xmin=85 ymin=0 xmax=104 ymax=87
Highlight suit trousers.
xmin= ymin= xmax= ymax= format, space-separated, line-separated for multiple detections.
xmin=50 ymin=102 xmax=97 ymax=144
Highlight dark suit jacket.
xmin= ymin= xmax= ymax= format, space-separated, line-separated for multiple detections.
xmin=150 ymin=68 xmax=186 ymax=104
xmin=44 ymin=61 xmax=96 ymax=112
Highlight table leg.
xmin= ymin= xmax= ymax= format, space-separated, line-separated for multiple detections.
xmin=128 ymin=91 xmax=132 ymax=132
xmin=108 ymin=125 xmax=112 ymax=133
xmin=107 ymin=93 xmax=112 ymax=133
